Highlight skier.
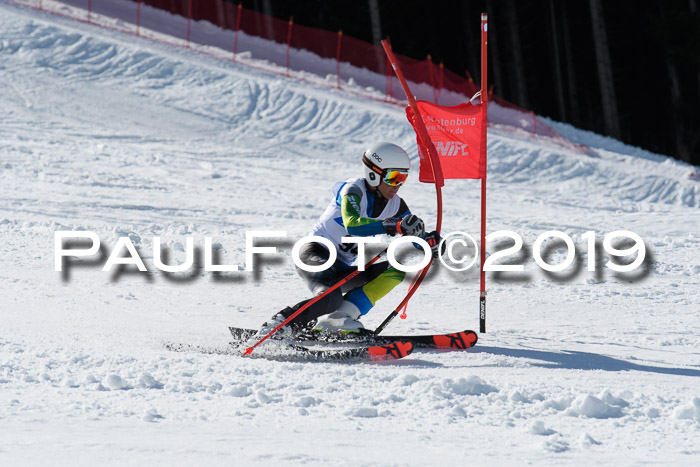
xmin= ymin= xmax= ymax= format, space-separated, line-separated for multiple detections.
xmin=252 ymin=142 xmax=442 ymax=342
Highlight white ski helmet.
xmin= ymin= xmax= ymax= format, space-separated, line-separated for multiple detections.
xmin=362 ymin=142 xmax=411 ymax=187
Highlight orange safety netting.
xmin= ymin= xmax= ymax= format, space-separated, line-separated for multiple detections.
xmin=21 ymin=0 xmax=594 ymax=155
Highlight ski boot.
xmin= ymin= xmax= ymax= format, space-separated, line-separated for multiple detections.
xmin=313 ymin=300 xmax=364 ymax=335
xmin=248 ymin=313 xmax=294 ymax=346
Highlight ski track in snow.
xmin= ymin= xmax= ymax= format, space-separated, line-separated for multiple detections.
xmin=1 ymin=1 xmax=699 ymax=465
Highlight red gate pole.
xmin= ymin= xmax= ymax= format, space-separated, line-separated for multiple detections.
xmin=373 ymin=39 xmax=445 ymax=335
xmin=186 ymin=0 xmax=192 ymax=47
xmin=233 ymin=3 xmax=242 ymax=61
xmin=285 ymin=16 xmax=293 ymax=76
xmin=479 ymin=13 xmax=489 ymax=334
xmin=381 ymin=40 xmax=444 ymax=213
xmin=87 ymin=0 xmax=91 ymax=23
xmin=335 ymin=30 xmax=343 ymax=89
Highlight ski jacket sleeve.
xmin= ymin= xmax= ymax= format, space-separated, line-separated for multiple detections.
xmin=341 ymin=194 xmax=386 ymax=236
xmin=339 ymin=182 xmax=411 ymax=236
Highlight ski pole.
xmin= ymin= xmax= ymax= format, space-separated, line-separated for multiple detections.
xmin=243 ymin=247 xmax=389 ymax=356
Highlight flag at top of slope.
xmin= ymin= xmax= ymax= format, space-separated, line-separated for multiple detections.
xmin=406 ymin=99 xmax=485 ymax=182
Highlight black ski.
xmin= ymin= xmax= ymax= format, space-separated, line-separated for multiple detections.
xmin=281 ymin=341 xmax=414 ymax=362
xmin=229 ymin=326 xmax=478 ymax=350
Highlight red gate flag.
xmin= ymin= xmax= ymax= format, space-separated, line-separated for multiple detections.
xmin=406 ymin=100 xmax=485 ymax=182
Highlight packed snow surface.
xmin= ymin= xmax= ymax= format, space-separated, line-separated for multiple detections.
xmin=1 ymin=1 xmax=699 ymax=465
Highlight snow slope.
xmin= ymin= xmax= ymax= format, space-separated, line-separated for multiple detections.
xmin=1 ymin=1 xmax=699 ymax=465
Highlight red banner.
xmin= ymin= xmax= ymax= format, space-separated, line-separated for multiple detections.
xmin=407 ymin=100 xmax=485 ymax=181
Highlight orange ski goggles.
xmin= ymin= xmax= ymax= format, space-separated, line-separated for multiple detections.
xmin=363 ymin=154 xmax=409 ymax=187
xmin=383 ymin=169 xmax=409 ymax=186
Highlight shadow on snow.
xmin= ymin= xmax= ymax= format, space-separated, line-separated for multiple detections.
xmin=473 ymin=346 xmax=700 ymax=377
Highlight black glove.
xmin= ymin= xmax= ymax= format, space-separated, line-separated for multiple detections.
xmin=383 ymin=214 xmax=425 ymax=237
xmin=423 ymin=231 xmax=446 ymax=259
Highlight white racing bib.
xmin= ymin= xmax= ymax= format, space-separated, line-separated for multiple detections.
xmin=310 ymin=178 xmax=402 ymax=265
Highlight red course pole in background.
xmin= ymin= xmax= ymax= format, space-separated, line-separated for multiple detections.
xmin=336 ymin=30 xmax=343 ymax=89
xmin=186 ymin=0 xmax=192 ymax=47
xmin=465 ymin=70 xmax=474 ymax=84
xmin=285 ymin=16 xmax=293 ymax=76
xmin=479 ymin=13 xmax=488 ymax=334
xmin=437 ymin=62 xmax=444 ymax=104
xmin=427 ymin=55 xmax=436 ymax=103
xmin=233 ymin=3 xmax=242 ymax=60
xmin=87 ymin=0 xmax=91 ymax=23
xmin=136 ymin=0 xmax=141 ymax=36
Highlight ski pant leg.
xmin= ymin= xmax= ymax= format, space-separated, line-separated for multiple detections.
xmin=277 ymin=242 xmax=345 ymax=327
xmin=279 ymin=242 xmax=390 ymax=327
xmin=343 ymin=267 xmax=406 ymax=315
